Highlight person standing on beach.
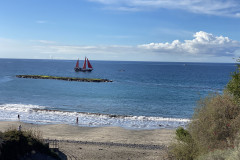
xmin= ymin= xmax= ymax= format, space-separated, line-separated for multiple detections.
xmin=18 ymin=114 xmax=20 ymax=121
xmin=76 ymin=117 xmax=79 ymax=124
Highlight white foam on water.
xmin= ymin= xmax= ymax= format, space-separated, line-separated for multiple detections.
xmin=0 ymin=103 xmax=190 ymax=129
xmin=0 ymin=104 xmax=45 ymax=112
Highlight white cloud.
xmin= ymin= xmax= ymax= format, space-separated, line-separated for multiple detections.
xmin=0 ymin=31 xmax=240 ymax=62
xmin=0 ymin=38 xmax=41 ymax=59
xmin=28 ymin=31 xmax=240 ymax=61
xmin=88 ymin=0 xmax=240 ymax=17
xmin=139 ymin=31 xmax=240 ymax=56
xmin=33 ymin=44 xmax=135 ymax=55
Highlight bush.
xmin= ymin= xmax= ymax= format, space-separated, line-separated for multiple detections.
xmin=169 ymin=127 xmax=198 ymax=160
xmin=0 ymin=129 xmax=60 ymax=160
xmin=227 ymin=65 xmax=240 ymax=102
xmin=169 ymin=62 xmax=240 ymax=159
xmin=189 ymin=93 xmax=240 ymax=153
xmin=169 ymin=92 xmax=240 ymax=159
xmin=197 ymin=133 xmax=240 ymax=160
xmin=175 ymin=127 xmax=192 ymax=143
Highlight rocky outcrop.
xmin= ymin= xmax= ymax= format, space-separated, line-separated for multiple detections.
xmin=16 ymin=75 xmax=113 ymax=83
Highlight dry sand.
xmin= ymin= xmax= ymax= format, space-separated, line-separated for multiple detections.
xmin=0 ymin=121 xmax=175 ymax=160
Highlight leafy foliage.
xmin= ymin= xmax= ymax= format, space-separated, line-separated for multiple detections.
xmin=0 ymin=129 xmax=60 ymax=160
xmin=190 ymin=93 xmax=240 ymax=153
xmin=226 ymin=65 xmax=240 ymax=102
xmin=169 ymin=127 xmax=198 ymax=160
xmin=175 ymin=127 xmax=192 ymax=143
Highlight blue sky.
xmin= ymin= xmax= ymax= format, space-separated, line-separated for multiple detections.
xmin=0 ymin=0 xmax=240 ymax=62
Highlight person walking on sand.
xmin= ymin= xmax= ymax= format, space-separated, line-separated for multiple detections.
xmin=18 ymin=114 xmax=20 ymax=121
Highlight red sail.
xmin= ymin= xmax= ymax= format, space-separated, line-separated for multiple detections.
xmin=82 ymin=57 xmax=87 ymax=69
xmin=87 ymin=58 xmax=93 ymax=69
xmin=75 ymin=59 xmax=79 ymax=68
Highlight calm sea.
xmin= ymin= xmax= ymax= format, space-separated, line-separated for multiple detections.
xmin=0 ymin=59 xmax=236 ymax=129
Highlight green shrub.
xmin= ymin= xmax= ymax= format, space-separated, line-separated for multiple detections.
xmin=175 ymin=127 xmax=192 ymax=143
xmin=168 ymin=127 xmax=199 ymax=160
xmin=226 ymin=65 xmax=240 ymax=102
xmin=0 ymin=129 xmax=59 ymax=160
xmin=189 ymin=93 xmax=240 ymax=153
xmin=169 ymin=92 xmax=240 ymax=159
xmin=169 ymin=62 xmax=240 ymax=159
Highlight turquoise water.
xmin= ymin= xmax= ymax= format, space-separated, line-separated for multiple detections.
xmin=0 ymin=59 xmax=236 ymax=129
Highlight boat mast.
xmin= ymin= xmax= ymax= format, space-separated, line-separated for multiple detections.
xmin=83 ymin=57 xmax=87 ymax=69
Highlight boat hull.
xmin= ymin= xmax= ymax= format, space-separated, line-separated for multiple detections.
xmin=74 ymin=67 xmax=93 ymax=72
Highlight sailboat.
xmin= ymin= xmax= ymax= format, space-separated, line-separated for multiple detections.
xmin=74 ymin=57 xmax=93 ymax=72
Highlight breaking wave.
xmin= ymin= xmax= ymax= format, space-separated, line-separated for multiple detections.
xmin=0 ymin=103 xmax=189 ymax=129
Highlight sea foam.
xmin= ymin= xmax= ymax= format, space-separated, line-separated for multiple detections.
xmin=0 ymin=103 xmax=189 ymax=129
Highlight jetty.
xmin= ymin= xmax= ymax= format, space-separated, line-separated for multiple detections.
xmin=16 ymin=75 xmax=113 ymax=82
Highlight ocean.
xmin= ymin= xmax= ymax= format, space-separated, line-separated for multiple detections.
xmin=0 ymin=59 xmax=236 ymax=129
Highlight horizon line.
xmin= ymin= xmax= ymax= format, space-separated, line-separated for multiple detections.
xmin=0 ymin=57 xmax=237 ymax=64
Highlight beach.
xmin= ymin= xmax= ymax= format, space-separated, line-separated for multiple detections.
xmin=0 ymin=121 xmax=175 ymax=159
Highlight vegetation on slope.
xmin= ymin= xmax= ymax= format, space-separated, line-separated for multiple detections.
xmin=169 ymin=63 xmax=240 ymax=160
xmin=0 ymin=129 xmax=60 ymax=160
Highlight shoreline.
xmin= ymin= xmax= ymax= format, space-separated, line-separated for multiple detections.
xmin=0 ymin=103 xmax=189 ymax=129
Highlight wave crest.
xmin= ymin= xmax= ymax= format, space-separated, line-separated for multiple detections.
xmin=0 ymin=103 xmax=189 ymax=129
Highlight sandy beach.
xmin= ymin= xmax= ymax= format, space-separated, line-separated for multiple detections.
xmin=0 ymin=121 xmax=175 ymax=159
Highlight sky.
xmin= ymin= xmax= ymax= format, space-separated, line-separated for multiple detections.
xmin=0 ymin=0 xmax=240 ymax=62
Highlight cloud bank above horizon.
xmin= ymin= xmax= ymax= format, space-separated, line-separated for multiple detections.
xmin=139 ymin=31 xmax=240 ymax=56
xmin=1 ymin=31 xmax=240 ymax=62
xmin=88 ymin=0 xmax=240 ymax=17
